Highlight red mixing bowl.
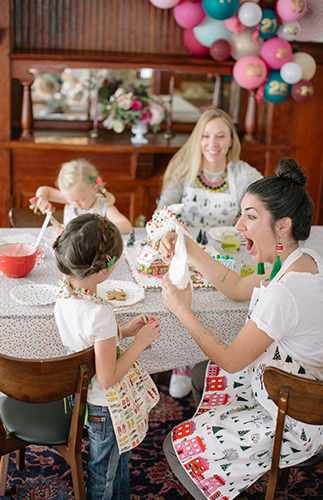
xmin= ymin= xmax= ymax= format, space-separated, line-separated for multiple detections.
xmin=0 ymin=243 xmax=37 ymax=278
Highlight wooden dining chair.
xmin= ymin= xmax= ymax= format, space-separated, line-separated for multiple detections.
xmin=263 ymin=366 xmax=323 ymax=500
xmin=9 ymin=207 xmax=64 ymax=228
xmin=0 ymin=346 xmax=95 ymax=499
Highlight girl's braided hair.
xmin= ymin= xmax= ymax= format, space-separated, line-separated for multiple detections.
xmin=53 ymin=213 xmax=123 ymax=278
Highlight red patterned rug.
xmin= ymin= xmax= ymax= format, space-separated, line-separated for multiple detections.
xmin=1 ymin=381 xmax=323 ymax=499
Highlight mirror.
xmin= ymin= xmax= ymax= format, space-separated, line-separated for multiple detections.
xmin=31 ymin=68 xmax=241 ymax=125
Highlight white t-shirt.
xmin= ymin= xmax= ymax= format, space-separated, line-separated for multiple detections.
xmin=54 ymin=297 xmax=118 ymax=406
xmin=251 ymin=248 xmax=323 ymax=380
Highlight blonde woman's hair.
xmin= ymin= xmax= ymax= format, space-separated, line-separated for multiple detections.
xmin=161 ymin=108 xmax=241 ymax=192
xmin=57 ymin=158 xmax=109 ymax=198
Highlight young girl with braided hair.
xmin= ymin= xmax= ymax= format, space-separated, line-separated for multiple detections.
xmin=34 ymin=158 xmax=132 ymax=234
xmin=53 ymin=213 xmax=161 ymax=500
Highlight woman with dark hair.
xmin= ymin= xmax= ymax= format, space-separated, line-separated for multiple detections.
xmin=160 ymin=158 xmax=323 ymax=500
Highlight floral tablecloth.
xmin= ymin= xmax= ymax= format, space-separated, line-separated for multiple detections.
xmin=1 ymin=227 xmax=322 ymax=373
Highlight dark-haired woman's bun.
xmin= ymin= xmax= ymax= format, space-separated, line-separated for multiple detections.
xmin=275 ymin=158 xmax=307 ymax=187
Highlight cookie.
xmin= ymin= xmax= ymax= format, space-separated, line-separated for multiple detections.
xmin=191 ymin=275 xmax=204 ymax=285
xmin=106 ymin=289 xmax=126 ymax=301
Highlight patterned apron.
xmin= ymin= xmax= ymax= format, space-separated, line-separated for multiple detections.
xmin=181 ymin=166 xmax=239 ymax=227
xmin=57 ymin=278 xmax=159 ymax=455
xmin=172 ymin=251 xmax=323 ymax=499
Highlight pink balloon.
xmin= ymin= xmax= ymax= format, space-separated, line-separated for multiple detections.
xmin=224 ymin=12 xmax=248 ymax=33
xmin=210 ymin=39 xmax=231 ymax=61
xmin=260 ymin=37 xmax=293 ymax=70
xmin=149 ymin=0 xmax=180 ymax=8
xmin=291 ymin=79 xmax=314 ymax=103
xmin=233 ymin=55 xmax=268 ymax=89
xmin=276 ymin=0 xmax=307 ymax=22
xmin=174 ymin=0 xmax=205 ymax=29
xmin=184 ymin=28 xmax=209 ymax=55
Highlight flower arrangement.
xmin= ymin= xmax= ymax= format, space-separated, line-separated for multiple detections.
xmin=101 ymin=82 xmax=169 ymax=134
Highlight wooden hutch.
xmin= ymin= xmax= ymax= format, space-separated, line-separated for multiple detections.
xmin=0 ymin=0 xmax=323 ymax=228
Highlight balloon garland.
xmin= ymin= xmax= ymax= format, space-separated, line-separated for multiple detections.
xmin=149 ymin=0 xmax=318 ymax=104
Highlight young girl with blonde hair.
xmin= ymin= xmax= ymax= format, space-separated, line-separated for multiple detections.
xmin=34 ymin=158 xmax=132 ymax=234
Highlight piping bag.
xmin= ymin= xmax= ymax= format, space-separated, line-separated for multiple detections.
xmin=168 ymin=227 xmax=191 ymax=290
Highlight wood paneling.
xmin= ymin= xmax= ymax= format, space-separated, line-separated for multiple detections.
xmin=11 ymin=0 xmax=186 ymax=55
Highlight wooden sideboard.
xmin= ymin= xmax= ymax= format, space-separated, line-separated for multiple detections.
xmin=0 ymin=0 xmax=323 ymax=228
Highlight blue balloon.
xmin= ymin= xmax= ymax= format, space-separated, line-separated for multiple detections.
xmin=202 ymin=0 xmax=239 ymax=21
xmin=263 ymin=70 xmax=291 ymax=103
xmin=258 ymin=9 xmax=279 ymax=39
xmin=193 ymin=15 xmax=231 ymax=47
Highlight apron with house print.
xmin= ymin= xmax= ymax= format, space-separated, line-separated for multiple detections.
xmin=180 ymin=165 xmax=239 ymax=228
xmin=171 ymin=252 xmax=323 ymax=500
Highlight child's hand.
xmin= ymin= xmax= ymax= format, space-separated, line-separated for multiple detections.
xmin=121 ymin=314 xmax=159 ymax=338
xmin=159 ymin=231 xmax=178 ymax=260
xmin=133 ymin=319 xmax=161 ymax=351
xmin=35 ymin=195 xmax=54 ymax=215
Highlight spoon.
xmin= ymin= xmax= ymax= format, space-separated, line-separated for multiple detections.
xmin=33 ymin=211 xmax=52 ymax=250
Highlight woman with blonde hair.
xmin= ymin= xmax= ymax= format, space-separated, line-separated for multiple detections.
xmin=158 ymin=108 xmax=262 ymax=228
xmin=158 ymin=108 xmax=262 ymax=397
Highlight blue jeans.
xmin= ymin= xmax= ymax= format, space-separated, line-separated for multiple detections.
xmin=86 ymin=403 xmax=131 ymax=500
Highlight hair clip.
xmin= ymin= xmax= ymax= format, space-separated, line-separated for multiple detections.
xmin=106 ymin=255 xmax=117 ymax=268
xmin=90 ymin=176 xmax=102 ymax=185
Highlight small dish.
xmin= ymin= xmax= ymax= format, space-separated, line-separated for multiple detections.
xmin=208 ymin=226 xmax=246 ymax=245
xmin=97 ymin=280 xmax=145 ymax=307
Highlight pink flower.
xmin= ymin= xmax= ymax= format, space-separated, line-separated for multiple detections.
xmin=117 ymin=92 xmax=133 ymax=110
xmin=141 ymin=112 xmax=151 ymax=123
xmin=131 ymin=99 xmax=143 ymax=111
xmin=149 ymin=102 xmax=165 ymax=125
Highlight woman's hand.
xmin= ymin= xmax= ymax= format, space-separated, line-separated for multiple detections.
xmin=121 ymin=314 xmax=159 ymax=338
xmin=162 ymin=273 xmax=192 ymax=320
xmin=159 ymin=231 xmax=178 ymax=260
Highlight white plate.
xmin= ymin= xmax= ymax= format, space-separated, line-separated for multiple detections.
xmin=208 ymin=226 xmax=246 ymax=245
xmin=10 ymin=284 xmax=59 ymax=306
xmin=97 ymin=280 xmax=145 ymax=307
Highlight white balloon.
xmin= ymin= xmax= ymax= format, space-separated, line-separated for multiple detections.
xmin=277 ymin=21 xmax=301 ymax=41
xmin=292 ymin=52 xmax=317 ymax=81
xmin=280 ymin=62 xmax=303 ymax=84
xmin=229 ymin=28 xmax=263 ymax=60
xmin=238 ymin=2 xmax=262 ymax=27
